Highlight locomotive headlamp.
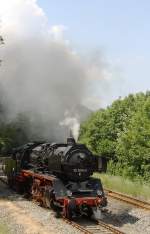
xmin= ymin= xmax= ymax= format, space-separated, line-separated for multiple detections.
xmin=66 ymin=190 xmax=72 ymax=197
xmin=97 ymin=190 xmax=103 ymax=197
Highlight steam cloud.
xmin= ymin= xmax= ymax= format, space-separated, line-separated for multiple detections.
xmin=59 ymin=111 xmax=80 ymax=141
xmin=0 ymin=0 xmax=88 ymax=141
xmin=0 ymin=0 xmax=117 ymax=141
xmin=0 ymin=38 xmax=86 ymax=140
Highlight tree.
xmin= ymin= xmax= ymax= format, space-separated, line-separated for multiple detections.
xmin=116 ymin=96 xmax=150 ymax=180
xmin=79 ymin=92 xmax=150 ymax=181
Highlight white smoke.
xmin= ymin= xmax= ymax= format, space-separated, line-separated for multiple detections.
xmin=0 ymin=0 xmax=87 ymax=141
xmin=0 ymin=0 xmax=119 ymax=141
xmin=59 ymin=111 xmax=80 ymax=141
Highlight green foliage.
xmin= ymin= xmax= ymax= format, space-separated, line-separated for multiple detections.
xmin=116 ymin=95 xmax=150 ymax=181
xmin=0 ymin=112 xmax=29 ymax=154
xmin=79 ymin=92 xmax=150 ymax=182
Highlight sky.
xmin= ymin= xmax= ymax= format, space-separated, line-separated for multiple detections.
xmin=37 ymin=0 xmax=150 ymax=98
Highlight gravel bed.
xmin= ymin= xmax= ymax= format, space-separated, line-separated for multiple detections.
xmin=0 ymin=181 xmax=81 ymax=234
xmin=0 ymin=179 xmax=150 ymax=234
xmin=102 ymin=197 xmax=150 ymax=234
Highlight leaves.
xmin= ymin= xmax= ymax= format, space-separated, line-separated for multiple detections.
xmin=79 ymin=92 xmax=150 ymax=181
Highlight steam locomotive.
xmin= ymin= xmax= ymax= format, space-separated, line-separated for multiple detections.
xmin=4 ymin=137 xmax=107 ymax=219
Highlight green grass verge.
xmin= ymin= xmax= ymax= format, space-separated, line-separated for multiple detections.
xmin=0 ymin=223 xmax=9 ymax=234
xmin=94 ymin=173 xmax=150 ymax=201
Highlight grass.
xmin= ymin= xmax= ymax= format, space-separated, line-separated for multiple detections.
xmin=94 ymin=173 xmax=150 ymax=201
xmin=0 ymin=223 xmax=9 ymax=234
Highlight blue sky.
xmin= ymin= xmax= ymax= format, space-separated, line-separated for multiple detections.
xmin=37 ymin=0 xmax=150 ymax=102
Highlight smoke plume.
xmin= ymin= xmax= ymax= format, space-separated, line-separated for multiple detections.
xmin=0 ymin=0 xmax=118 ymax=141
xmin=59 ymin=111 xmax=80 ymax=141
xmin=0 ymin=0 xmax=88 ymax=141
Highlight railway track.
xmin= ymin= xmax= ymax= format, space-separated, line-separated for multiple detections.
xmin=0 ymin=167 xmax=149 ymax=234
xmin=64 ymin=218 xmax=125 ymax=234
xmin=105 ymin=189 xmax=150 ymax=210
xmin=0 ymin=174 xmax=124 ymax=234
xmin=0 ymin=176 xmax=123 ymax=234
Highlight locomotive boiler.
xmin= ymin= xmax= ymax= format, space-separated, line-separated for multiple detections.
xmin=4 ymin=137 xmax=107 ymax=220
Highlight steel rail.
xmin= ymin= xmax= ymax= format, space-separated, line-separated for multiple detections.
xmin=97 ymin=220 xmax=125 ymax=234
xmin=63 ymin=218 xmax=92 ymax=234
xmin=105 ymin=189 xmax=150 ymax=210
xmin=63 ymin=218 xmax=125 ymax=234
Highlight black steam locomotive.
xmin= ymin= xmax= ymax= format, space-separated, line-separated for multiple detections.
xmin=4 ymin=138 xmax=107 ymax=219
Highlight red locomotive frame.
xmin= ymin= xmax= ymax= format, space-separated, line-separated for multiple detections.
xmin=14 ymin=169 xmax=107 ymax=219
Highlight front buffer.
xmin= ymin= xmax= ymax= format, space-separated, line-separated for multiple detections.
xmin=62 ymin=196 xmax=107 ymax=220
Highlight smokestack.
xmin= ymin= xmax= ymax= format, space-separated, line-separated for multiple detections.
xmin=67 ymin=129 xmax=76 ymax=145
xmin=67 ymin=137 xmax=76 ymax=145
